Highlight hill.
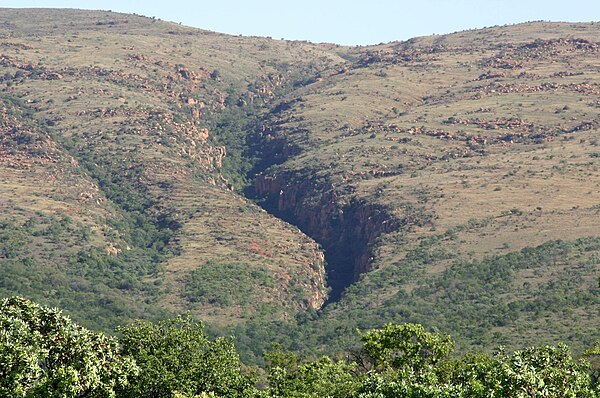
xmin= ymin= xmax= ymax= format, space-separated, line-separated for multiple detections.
xmin=0 ymin=8 xmax=342 ymax=329
xmin=0 ymin=8 xmax=598 ymax=359
xmin=248 ymin=21 xmax=600 ymax=355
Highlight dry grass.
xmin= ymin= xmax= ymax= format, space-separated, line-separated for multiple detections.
xmin=0 ymin=8 xmax=343 ymax=325
xmin=0 ymin=9 xmax=598 ymax=343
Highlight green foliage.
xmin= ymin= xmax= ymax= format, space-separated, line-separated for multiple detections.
xmin=355 ymin=325 xmax=459 ymax=398
xmin=264 ymin=344 xmax=358 ymax=398
xmin=585 ymin=341 xmax=600 ymax=387
xmin=182 ymin=262 xmax=274 ymax=307
xmin=0 ymin=220 xmax=32 ymax=259
xmin=491 ymin=345 xmax=596 ymax=398
xmin=0 ymin=217 xmax=169 ymax=332
xmin=74 ymin=158 xmax=180 ymax=255
xmin=0 ymin=296 xmax=138 ymax=398
xmin=264 ymin=344 xmax=301 ymax=370
xmin=587 ymin=342 xmax=600 ymax=357
xmin=360 ymin=323 xmax=454 ymax=372
xmin=267 ymin=356 xmax=358 ymax=398
xmin=2 ymin=296 xmax=598 ymax=398
xmin=442 ymin=345 xmax=599 ymax=398
xmin=268 ymin=324 xmax=600 ymax=398
xmin=356 ymin=370 xmax=462 ymax=398
xmin=117 ymin=315 xmax=259 ymax=398
xmin=206 ymin=100 xmax=259 ymax=190
xmin=264 ymin=324 xmax=599 ymax=397
xmin=270 ymin=237 xmax=600 ymax=359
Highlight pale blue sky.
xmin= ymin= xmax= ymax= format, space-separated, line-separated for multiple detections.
xmin=2 ymin=0 xmax=599 ymax=45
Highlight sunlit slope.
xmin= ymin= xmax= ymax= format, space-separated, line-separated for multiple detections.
xmin=0 ymin=93 xmax=167 ymax=330
xmin=1 ymin=9 xmax=598 ymax=353
xmin=0 ymin=8 xmax=347 ymax=327
xmin=252 ymin=22 xmax=600 ymax=352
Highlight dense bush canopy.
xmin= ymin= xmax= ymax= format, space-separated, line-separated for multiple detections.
xmin=0 ymin=296 xmax=137 ymax=397
xmin=1 ymin=297 xmax=598 ymax=397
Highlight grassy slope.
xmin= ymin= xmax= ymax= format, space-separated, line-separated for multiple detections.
xmin=251 ymin=22 xmax=600 ymax=354
xmin=0 ymin=93 xmax=169 ymax=330
xmin=0 ymin=9 xmax=598 ymax=357
xmin=0 ymin=8 xmax=348 ymax=328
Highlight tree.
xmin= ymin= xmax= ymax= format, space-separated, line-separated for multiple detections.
xmin=357 ymin=328 xmax=599 ymax=398
xmin=356 ymin=323 xmax=457 ymax=397
xmin=360 ymin=323 xmax=454 ymax=373
xmin=266 ymin=355 xmax=357 ymax=398
xmin=491 ymin=344 xmax=598 ymax=398
xmin=446 ymin=345 xmax=600 ymax=398
xmin=117 ymin=315 xmax=259 ymax=398
xmin=585 ymin=341 xmax=600 ymax=388
xmin=0 ymin=296 xmax=137 ymax=397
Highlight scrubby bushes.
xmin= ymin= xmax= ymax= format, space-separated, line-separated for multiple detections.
xmin=2 ymin=297 xmax=599 ymax=397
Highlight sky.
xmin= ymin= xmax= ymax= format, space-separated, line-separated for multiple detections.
xmin=1 ymin=0 xmax=599 ymax=45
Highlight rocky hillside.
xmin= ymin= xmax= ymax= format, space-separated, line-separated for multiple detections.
xmin=0 ymin=9 xmax=598 ymax=357
xmin=249 ymin=21 xmax=600 ymax=355
xmin=0 ymin=8 xmax=345 ymax=329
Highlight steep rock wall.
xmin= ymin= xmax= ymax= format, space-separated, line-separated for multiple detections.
xmin=255 ymin=173 xmax=399 ymax=302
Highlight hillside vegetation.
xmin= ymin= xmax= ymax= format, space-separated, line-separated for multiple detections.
xmin=0 ymin=8 xmax=598 ymax=359
xmin=0 ymin=8 xmax=339 ymax=329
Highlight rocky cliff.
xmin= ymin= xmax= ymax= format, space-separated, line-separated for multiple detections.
xmin=255 ymin=172 xmax=399 ymax=302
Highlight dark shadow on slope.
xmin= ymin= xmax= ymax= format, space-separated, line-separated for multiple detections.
xmin=251 ymin=174 xmax=399 ymax=305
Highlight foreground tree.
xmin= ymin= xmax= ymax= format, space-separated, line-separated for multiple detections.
xmin=0 ymin=296 xmax=137 ymax=397
xmin=356 ymin=323 xmax=458 ymax=397
xmin=360 ymin=323 xmax=454 ymax=373
xmin=117 ymin=315 xmax=260 ymax=398
xmin=269 ymin=323 xmax=599 ymax=398
xmin=266 ymin=354 xmax=358 ymax=398
xmin=3 ymin=297 xmax=597 ymax=398
xmin=450 ymin=344 xmax=599 ymax=398
xmin=586 ymin=341 xmax=600 ymax=385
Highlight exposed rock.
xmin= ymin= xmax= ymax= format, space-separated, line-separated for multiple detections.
xmin=255 ymin=173 xmax=399 ymax=302
xmin=482 ymin=38 xmax=599 ymax=69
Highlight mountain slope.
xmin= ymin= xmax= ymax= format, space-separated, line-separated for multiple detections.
xmin=0 ymin=8 xmax=345 ymax=328
xmin=248 ymin=21 xmax=600 ymax=354
xmin=0 ymin=9 xmax=598 ymax=357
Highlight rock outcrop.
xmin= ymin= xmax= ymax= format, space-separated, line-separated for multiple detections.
xmin=255 ymin=172 xmax=399 ymax=302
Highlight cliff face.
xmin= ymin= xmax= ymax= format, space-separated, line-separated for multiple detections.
xmin=255 ymin=172 xmax=399 ymax=302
